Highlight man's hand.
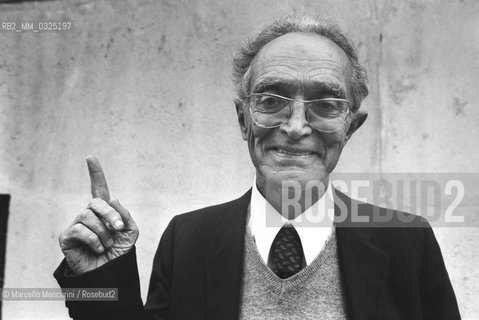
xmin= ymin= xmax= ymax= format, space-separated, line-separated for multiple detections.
xmin=58 ymin=156 xmax=139 ymax=275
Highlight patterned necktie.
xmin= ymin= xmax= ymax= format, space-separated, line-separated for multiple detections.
xmin=268 ymin=224 xmax=305 ymax=279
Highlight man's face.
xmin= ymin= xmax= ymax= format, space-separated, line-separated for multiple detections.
xmin=236 ymin=32 xmax=366 ymax=192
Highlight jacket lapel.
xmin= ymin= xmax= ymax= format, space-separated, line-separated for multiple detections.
xmin=334 ymin=189 xmax=390 ymax=320
xmin=205 ymin=189 xmax=251 ymax=320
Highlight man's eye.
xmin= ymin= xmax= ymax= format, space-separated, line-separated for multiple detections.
xmin=309 ymin=100 xmax=344 ymax=118
xmin=259 ymin=96 xmax=281 ymax=105
xmin=317 ymin=100 xmax=341 ymax=111
xmin=255 ymin=96 xmax=286 ymax=110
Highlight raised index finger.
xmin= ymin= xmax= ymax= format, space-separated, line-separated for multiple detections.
xmin=86 ymin=155 xmax=110 ymax=201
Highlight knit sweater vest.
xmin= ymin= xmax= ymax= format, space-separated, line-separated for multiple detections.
xmin=239 ymin=227 xmax=347 ymax=320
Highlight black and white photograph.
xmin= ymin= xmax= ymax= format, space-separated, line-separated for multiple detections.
xmin=0 ymin=0 xmax=478 ymax=319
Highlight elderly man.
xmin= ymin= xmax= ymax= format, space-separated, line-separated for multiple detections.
xmin=55 ymin=14 xmax=460 ymax=320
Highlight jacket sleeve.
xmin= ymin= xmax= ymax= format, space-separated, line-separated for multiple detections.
xmin=53 ymin=247 xmax=145 ymax=320
xmin=144 ymin=216 xmax=176 ymax=319
xmin=419 ymin=225 xmax=461 ymax=320
xmin=53 ymin=217 xmax=177 ymax=320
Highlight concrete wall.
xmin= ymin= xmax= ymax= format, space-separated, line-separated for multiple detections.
xmin=0 ymin=0 xmax=478 ymax=318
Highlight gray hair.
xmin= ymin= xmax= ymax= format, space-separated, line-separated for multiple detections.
xmin=232 ymin=14 xmax=368 ymax=111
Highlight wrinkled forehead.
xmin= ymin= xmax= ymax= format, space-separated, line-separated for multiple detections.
xmin=248 ymin=32 xmax=353 ymax=96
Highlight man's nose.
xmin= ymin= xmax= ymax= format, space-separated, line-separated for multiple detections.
xmin=280 ymin=102 xmax=312 ymax=139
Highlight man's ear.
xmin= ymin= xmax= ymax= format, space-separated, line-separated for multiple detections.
xmin=345 ymin=109 xmax=368 ymax=142
xmin=234 ymin=98 xmax=249 ymax=141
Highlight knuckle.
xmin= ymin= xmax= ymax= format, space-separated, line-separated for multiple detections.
xmin=88 ymin=198 xmax=97 ymax=207
xmin=89 ymin=199 xmax=117 ymax=220
xmin=106 ymin=208 xmax=122 ymax=222
xmin=103 ymin=208 xmax=118 ymax=219
xmin=89 ymin=197 xmax=104 ymax=208
xmin=109 ymin=196 xmax=119 ymax=206
xmin=87 ymin=233 xmax=98 ymax=244
xmin=78 ymin=209 xmax=93 ymax=221
xmin=70 ymin=224 xmax=82 ymax=237
xmin=93 ymin=224 xmax=108 ymax=237
xmin=98 ymin=218 xmax=111 ymax=231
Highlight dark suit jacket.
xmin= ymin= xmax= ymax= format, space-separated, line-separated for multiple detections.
xmin=54 ymin=189 xmax=461 ymax=320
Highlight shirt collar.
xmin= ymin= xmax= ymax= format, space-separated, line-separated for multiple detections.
xmin=248 ymin=175 xmax=335 ymax=265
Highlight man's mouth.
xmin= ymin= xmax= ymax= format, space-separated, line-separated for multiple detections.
xmin=270 ymin=147 xmax=315 ymax=157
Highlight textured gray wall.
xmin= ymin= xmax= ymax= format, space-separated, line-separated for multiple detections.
xmin=0 ymin=0 xmax=478 ymax=319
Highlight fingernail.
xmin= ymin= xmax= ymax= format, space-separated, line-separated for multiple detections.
xmin=106 ymin=238 xmax=114 ymax=247
xmin=115 ymin=221 xmax=124 ymax=230
xmin=97 ymin=245 xmax=104 ymax=253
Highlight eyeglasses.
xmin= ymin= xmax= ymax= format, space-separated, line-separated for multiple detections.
xmin=244 ymin=93 xmax=351 ymax=133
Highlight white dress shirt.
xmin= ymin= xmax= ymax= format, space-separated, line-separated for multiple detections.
xmin=248 ymin=176 xmax=336 ymax=266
